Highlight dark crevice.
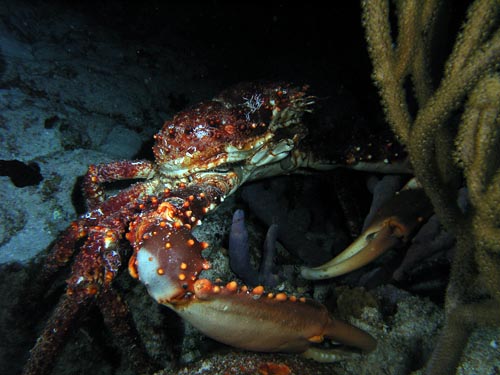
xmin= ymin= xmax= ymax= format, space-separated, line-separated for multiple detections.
xmin=43 ymin=115 xmax=61 ymax=129
xmin=403 ymin=76 xmax=418 ymax=120
xmin=71 ymin=175 xmax=87 ymax=215
xmin=133 ymin=137 xmax=155 ymax=161
xmin=0 ymin=160 xmax=43 ymax=187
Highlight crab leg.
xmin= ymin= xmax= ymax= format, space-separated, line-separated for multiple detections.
xmin=96 ymin=288 xmax=157 ymax=373
xmin=83 ymin=160 xmax=156 ymax=209
xmin=22 ymin=295 xmax=84 ymax=375
xmin=38 ymin=220 xmax=89 ymax=283
xmin=22 ymin=226 xmax=120 ymax=375
xmin=301 ymin=188 xmax=433 ymax=280
xmin=23 ymin=195 xmax=151 ymax=375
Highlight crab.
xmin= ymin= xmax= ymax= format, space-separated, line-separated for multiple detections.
xmin=22 ymin=82 xmax=433 ymax=375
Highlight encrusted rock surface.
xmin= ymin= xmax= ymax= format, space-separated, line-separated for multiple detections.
xmin=0 ymin=0 xmax=215 ymax=264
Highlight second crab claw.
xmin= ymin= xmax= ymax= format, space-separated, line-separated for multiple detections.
xmin=301 ymin=186 xmax=434 ymax=280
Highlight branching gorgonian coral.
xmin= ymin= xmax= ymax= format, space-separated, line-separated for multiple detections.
xmin=361 ymin=0 xmax=500 ymax=373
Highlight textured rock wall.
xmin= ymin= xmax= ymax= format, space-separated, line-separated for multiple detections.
xmin=0 ymin=0 xmax=215 ymax=264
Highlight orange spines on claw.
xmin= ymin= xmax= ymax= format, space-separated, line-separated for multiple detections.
xmin=275 ymin=293 xmax=287 ymax=301
xmin=226 ymin=281 xmax=238 ymax=292
xmin=193 ymin=278 xmax=213 ymax=299
xmin=252 ymin=285 xmax=264 ymax=295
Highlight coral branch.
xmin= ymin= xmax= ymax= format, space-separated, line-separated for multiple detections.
xmin=228 ymin=209 xmax=278 ymax=287
xmin=228 ymin=209 xmax=260 ymax=285
xmin=362 ymin=0 xmax=500 ymax=373
xmin=259 ymin=223 xmax=279 ymax=287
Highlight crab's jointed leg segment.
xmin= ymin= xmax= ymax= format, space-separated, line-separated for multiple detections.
xmin=39 ymin=220 xmax=88 ymax=283
xmin=84 ymin=160 xmax=156 ymax=209
xmin=24 ymin=213 xmax=153 ymax=375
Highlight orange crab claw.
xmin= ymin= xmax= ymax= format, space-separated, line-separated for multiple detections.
xmin=301 ymin=188 xmax=433 ymax=280
xmin=134 ymin=224 xmax=377 ymax=361
xmin=174 ymin=279 xmax=377 ymax=359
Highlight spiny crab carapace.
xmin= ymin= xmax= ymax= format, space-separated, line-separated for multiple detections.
xmin=23 ymin=82 xmax=434 ymax=375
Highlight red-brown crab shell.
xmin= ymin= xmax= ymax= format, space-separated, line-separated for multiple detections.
xmin=152 ymin=83 xmax=311 ymax=178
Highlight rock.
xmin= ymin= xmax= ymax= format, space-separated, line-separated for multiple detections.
xmin=0 ymin=0 xmax=215 ymax=265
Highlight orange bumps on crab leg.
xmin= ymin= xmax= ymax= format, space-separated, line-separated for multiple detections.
xmin=134 ymin=223 xmax=207 ymax=303
xmin=171 ymin=281 xmax=376 ymax=356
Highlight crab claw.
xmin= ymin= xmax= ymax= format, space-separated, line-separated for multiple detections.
xmin=301 ymin=188 xmax=433 ymax=280
xmin=132 ymin=222 xmax=377 ymax=361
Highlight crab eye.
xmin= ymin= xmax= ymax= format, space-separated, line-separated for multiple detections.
xmin=212 ymin=164 xmax=231 ymax=173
